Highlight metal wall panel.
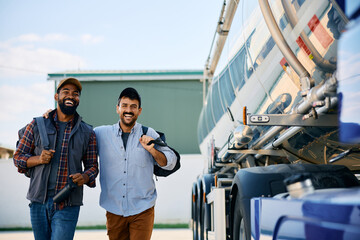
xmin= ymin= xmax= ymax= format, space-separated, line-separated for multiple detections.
xmin=77 ymin=79 xmax=203 ymax=154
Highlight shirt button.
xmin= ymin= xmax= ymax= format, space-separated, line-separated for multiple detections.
xmin=124 ymin=171 xmax=126 ymax=173
xmin=123 ymin=196 xmax=125 ymax=198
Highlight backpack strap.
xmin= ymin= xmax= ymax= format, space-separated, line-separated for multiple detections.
xmin=142 ymin=125 xmax=167 ymax=146
xmin=141 ymin=125 xmax=148 ymax=136
xmin=35 ymin=117 xmax=50 ymax=150
xmin=141 ymin=124 xmax=180 ymax=177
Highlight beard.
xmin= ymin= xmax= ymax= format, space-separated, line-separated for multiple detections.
xmin=120 ymin=112 xmax=137 ymax=127
xmin=58 ymin=98 xmax=79 ymax=116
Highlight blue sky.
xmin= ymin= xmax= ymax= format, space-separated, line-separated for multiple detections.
xmin=0 ymin=0 xmax=222 ymax=148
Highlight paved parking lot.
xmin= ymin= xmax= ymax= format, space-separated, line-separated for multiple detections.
xmin=0 ymin=229 xmax=192 ymax=240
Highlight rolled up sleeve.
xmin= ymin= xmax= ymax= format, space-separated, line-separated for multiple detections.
xmin=155 ymin=145 xmax=177 ymax=170
xmin=147 ymin=126 xmax=178 ymax=170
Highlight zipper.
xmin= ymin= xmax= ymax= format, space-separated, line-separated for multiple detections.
xmin=42 ymin=127 xmax=57 ymax=204
xmin=67 ymin=116 xmax=82 ymax=206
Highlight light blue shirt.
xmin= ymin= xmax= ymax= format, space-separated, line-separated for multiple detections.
xmin=95 ymin=122 xmax=177 ymax=217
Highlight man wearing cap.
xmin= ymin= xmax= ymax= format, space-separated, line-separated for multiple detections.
xmin=14 ymin=77 xmax=99 ymax=240
xmin=95 ymin=87 xmax=177 ymax=240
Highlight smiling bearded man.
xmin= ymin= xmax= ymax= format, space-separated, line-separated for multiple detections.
xmin=94 ymin=87 xmax=177 ymax=240
xmin=14 ymin=77 xmax=99 ymax=240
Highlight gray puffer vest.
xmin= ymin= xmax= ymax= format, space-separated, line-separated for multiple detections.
xmin=27 ymin=110 xmax=93 ymax=206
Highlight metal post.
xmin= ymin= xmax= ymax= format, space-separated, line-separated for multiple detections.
xmin=207 ymin=188 xmax=226 ymax=240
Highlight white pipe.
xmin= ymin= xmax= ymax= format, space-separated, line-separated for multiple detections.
xmin=208 ymin=0 xmax=239 ymax=77
xmin=258 ymin=0 xmax=312 ymax=90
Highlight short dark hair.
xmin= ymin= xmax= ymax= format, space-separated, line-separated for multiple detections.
xmin=118 ymin=87 xmax=141 ymax=108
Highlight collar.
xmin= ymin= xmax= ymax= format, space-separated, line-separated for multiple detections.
xmin=51 ymin=109 xmax=78 ymax=128
xmin=116 ymin=121 xmax=140 ymax=136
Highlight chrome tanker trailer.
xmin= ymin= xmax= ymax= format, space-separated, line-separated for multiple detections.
xmin=191 ymin=0 xmax=360 ymax=239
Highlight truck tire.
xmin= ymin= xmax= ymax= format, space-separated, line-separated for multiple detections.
xmin=192 ymin=200 xmax=198 ymax=240
xmin=232 ymin=191 xmax=250 ymax=240
xmin=201 ymin=173 xmax=215 ymax=240
xmin=197 ymin=189 xmax=205 ymax=240
xmin=201 ymin=202 xmax=207 ymax=240
xmin=192 ymin=184 xmax=198 ymax=240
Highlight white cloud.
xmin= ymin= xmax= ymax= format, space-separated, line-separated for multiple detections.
xmin=11 ymin=33 xmax=103 ymax=45
xmin=0 ymin=33 xmax=92 ymax=146
xmin=0 ymin=33 xmax=88 ymax=146
xmin=0 ymin=82 xmax=54 ymax=147
xmin=13 ymin=33 xmax=71 ymax=43
xmin=0 ymin=82 xmax=53 ymax=121
xmin=44 ymin=33 xmax=71 ymax=42
xmin=81 ymin=34 xmax=104 ymax=44
xmin=17 ymin=33 xmax=42 ymax=42
xmin=0 ymin=42 xmax=87 ymax=78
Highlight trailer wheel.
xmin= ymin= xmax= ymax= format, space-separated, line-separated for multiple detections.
xmin=192 ymin=198 xmax=198 ymax=240
xmin=197 ymin=191 xmax=205 ymax=240
xmin=232 ymin=194 xmax=250 ymax=240
xmin=192 ymin=213 xmax=198 ymax=240
xmin=201 ymin=203 xmax=207 ymax=240
xmin=192 ymin=185 xmax=198 ymax=240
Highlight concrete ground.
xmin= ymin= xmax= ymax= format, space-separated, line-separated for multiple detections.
xmin=0 ymin=229 xmax=192 ymax=240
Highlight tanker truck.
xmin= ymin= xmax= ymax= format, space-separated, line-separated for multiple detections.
xmin=191 ymin=0 xmax=360 ymax=239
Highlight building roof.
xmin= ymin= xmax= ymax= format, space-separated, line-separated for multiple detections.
xmin=48 ymin=69 xmax=204 ymax=82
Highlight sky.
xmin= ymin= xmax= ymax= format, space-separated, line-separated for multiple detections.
xmin=0 ymin=0 xmax=223 ymax=149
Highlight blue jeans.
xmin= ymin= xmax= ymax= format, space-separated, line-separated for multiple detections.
xmin=29 ymin=197 xmax=80 ymax=240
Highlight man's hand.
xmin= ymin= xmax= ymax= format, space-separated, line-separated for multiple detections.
xmin=139 ymin=135 xmax=167 ymax=167
xmin=27 ymin=149 xmax=55 ymax=168
xmin=39 ymin=149 xmax=55 ymax=164
xmin=43 ymin=109 xmax=53 ymax=119
xmin=139 ymin=135 xmax=155 ymax=152
xmin=70 ymin=173 xmax=89 ymax=186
